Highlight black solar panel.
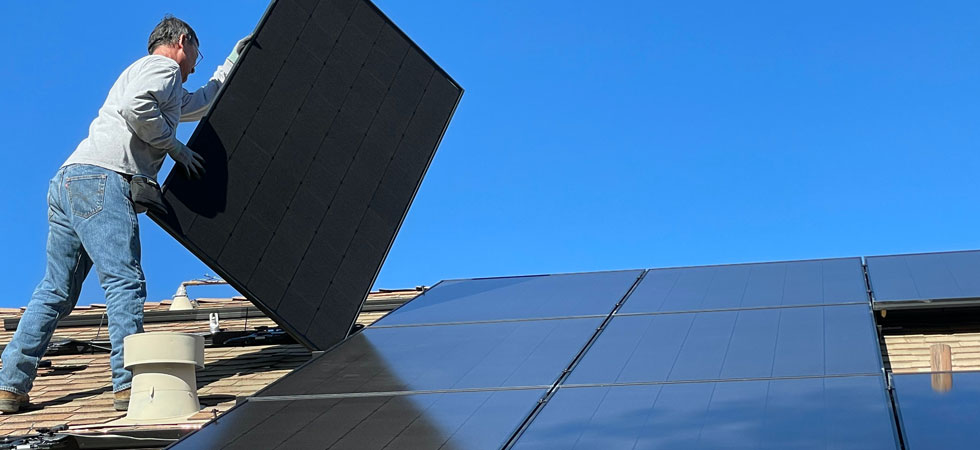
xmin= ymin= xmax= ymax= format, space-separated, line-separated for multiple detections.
xmin=515 ymin=376 xmax=899 ymax=449
xmin=173 ymin=389 xmax=544 ymax=449
xmin=259 ymin=317 xmax=602 ymax=396
xmin=567 ymin=304 xmax=881 ymax=384
xmin=371 ymin=270 xmax=643 ymax=326
xmin=150 ymin=0 xmax=463 ymax=350
xmin=866 ymin=250 xmax=980 ymax=309
xmin=892 ymin=371 xmax=980 ymax=449
xmin=619 ymin=258 xmax=867 ymax=314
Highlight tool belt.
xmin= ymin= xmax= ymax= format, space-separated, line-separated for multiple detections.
xmin=128 ymin=175 xmax=167 ymax=215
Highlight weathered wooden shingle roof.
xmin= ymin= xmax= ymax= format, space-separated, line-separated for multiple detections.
xmin=0 ymin=289 xmax=420 ymax=436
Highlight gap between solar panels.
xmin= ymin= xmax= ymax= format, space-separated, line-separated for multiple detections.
xmin=149 ymin=0 xmax=463 ymax=351
xmin=499 ymin=270 xmax=648 ymax=449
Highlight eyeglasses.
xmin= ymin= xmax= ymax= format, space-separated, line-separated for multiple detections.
xmin=180 ymin=34 xmax=203 ymax=68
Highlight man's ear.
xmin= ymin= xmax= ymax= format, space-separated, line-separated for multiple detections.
xmin=178 ymin=34 xmax=188 ymax=50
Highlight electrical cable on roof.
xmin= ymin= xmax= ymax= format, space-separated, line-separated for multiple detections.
xmin=93 ymin=311 xmax=107 ymax=348
xmin=63 ymin=432 xmax=178 ymax=442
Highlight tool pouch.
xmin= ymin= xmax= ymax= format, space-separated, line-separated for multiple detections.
xmin=129 ymin=176 xmax=167 ymax=215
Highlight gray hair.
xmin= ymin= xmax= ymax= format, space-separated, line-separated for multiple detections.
xmin=147 ymin=15 xmax=199 ymax=54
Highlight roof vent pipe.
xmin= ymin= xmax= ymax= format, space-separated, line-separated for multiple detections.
xmin=121 ymin=332 xmax=204 ymax=423
xmin=169 ymin=284 xmax=199 ymax=311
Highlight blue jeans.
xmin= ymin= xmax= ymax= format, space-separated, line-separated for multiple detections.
xmin=0 ymin=164 xmax=146 ymax=395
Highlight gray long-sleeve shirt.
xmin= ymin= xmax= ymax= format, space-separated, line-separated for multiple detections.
xmin=64 ymin=55 xmax=232 ymax=180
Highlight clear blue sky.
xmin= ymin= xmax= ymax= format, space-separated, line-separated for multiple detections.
xmin=1 ymin=1 xmax=978 ymax=308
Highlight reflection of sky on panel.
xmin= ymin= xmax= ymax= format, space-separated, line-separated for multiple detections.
xmin=515 ymin=377 xmax=897 ymax=450
xmin=894 ymin=371 xmax=980 ymax=449
xmin=867 ymin=250 xmax=980 ymax=303
xmin=620 ymin=258 xmax=867 ymax=313
xmin=372 ymin=269 xmax=642 ymax=325
xmin=261 ymin=317 xmax=602 ymax=396
xmin=569 ymin=304 xmax=881 ymax=384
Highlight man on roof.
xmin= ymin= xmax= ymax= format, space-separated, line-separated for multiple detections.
xmin=0 ymin=16 xmax=249 ymax=414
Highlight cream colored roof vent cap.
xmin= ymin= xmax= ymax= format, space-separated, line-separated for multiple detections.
xmin=169 ymin=284 xmax=199 ymax=311
xmin=120 ymin=332 xmax=205 ymax=424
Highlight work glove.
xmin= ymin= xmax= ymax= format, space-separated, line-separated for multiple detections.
xmin=171 ymin=145 xmax=206 ymax=180
xmin=227 ymin=34 xmax=253 ymax=65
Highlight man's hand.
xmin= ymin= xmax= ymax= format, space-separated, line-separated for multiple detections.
xmin=172 ymin=146 xmax=206 ymax=180
xmin=227 ymin=34 xmax=253 ymax=65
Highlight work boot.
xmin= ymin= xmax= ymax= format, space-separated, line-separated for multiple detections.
xmin=0 ymin=390 xmax=29 ymax=414
xmin=113 ymin=388 xmax=131 ymax=411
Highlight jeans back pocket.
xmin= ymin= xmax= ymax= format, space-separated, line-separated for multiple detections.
xmin=66 ymin=174 xmax=107 ymax=219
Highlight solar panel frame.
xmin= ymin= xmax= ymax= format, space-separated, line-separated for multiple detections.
xmin=149 ymin=0 xmax=463 ymax=351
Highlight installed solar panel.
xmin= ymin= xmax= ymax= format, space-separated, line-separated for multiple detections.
xmin=514 ymin=377 xmax=898 ymax=449
xmin=150 ymin=0 xmax=462 ymax=350
xmin=866 ymin=250 xmax=980 ymax=309
xmin=259 ymin=317 xmax=602 ymax=396
xmin=568 ymin=304 xmax=881 ymax=384
xmin=172 ymin=389 xmax=544 ymax=449
xmin=619 ymin=258 xmax=867 ymax=314
xmin=892 ymin=371 xmax=980 ymax=449
xmin=371 ymin=270 xmax=643 ymax=326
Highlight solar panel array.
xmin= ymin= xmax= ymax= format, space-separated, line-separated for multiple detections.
xmin=150 ymin=0 xmax=462 ymax=351
xmin=515 ymin=258 xmax=897 ymax=448
xmin=172 ymin=258 xmax=901 ymax=449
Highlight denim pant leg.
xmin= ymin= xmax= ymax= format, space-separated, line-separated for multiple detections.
xmin=68 ymin=165 xmax=146 ymax=393
xmin=0 ymin=168 xmax=93 ymax=396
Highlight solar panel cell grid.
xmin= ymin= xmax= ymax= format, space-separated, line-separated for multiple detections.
xmin=259 ymin=317 xmax=602 ymax=396
xmin=620 ymin=258 xmax=867 ymax=314
xmin=867 ymin=250 xmax=980 ymax=307
xmin=372 ymin=270 xmax=643 ymax=326
xmin=174 ymin=390 xmax=544 ymax=450
xmin=567 ymin=304 xmax=881 ymax=385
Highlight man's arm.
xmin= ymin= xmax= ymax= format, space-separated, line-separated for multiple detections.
xmin=180 ymin=36 xmax=251 ymax=122
xmin=119 ymin=58 xmax=205 ymax=179
xmin=179 ymin=60 xmax=232 ymax=122
xmin=119 ymin=59 xmax=185 ymax=154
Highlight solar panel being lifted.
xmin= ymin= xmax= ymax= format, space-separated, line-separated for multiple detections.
xmin=150 ymin=0 xmax=463 ymax=350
